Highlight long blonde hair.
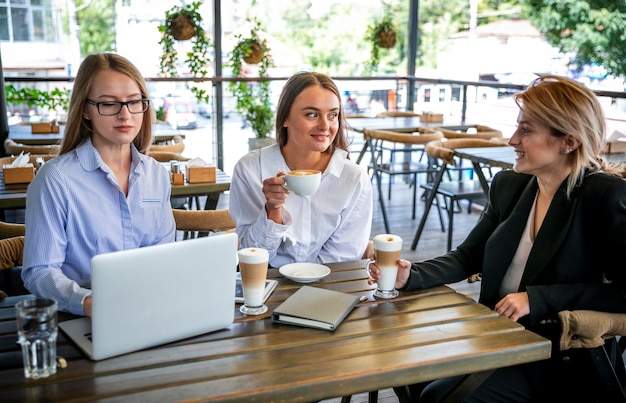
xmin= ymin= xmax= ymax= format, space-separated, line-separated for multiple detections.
xmin=60 ymin=53 xmax=154 ymax=155
xmin=514 ymin=75 xmax=621 ymax=196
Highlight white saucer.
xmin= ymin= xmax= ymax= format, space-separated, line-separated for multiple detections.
xmin=279 ymin=263 xmax=331 ymax=283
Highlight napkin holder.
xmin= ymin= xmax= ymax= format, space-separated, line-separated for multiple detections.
xmin=187 ymin=166 xmax=216 ymax=183
xmin=420 ymin=113 xmax=443 ymax=123
xmin=3 ymin=164 xmax=35 ymax=184
xmin=31 ymin=122 xmax=60 ymax=134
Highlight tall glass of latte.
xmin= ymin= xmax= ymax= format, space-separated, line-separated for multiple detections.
xmin=237 ymin=247 xmax=269 ymax=315
xmin=366 ymin=234 xmax=403 ymax=299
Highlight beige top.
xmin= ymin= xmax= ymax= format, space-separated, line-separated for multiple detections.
xmin=499 ymin=192 xmax=538 ymax=297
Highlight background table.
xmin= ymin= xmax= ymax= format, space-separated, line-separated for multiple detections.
xmin=0 ymin=259 xmax=551 ymax=402
xmin=8 ymin=124 xmax=185 ymax=145
xmin=0 ymin=168 xmax=230 ymax=215
xmin=347 ymin=116 xmax=477 ymax=133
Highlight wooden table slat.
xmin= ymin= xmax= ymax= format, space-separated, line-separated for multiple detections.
xmin=0 ymin=260 xmax=551 ymax=402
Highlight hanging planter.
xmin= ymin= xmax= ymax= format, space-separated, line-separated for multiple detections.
xmin=170 ymin=14 xmax=195 ymax=41
xmin=242 ymin=40 xmax=264 ymax=64
xmin=364 ymin=5 xmax=399 ymax=73
xmin=228 ymin=19 xmax=275 ymax=140
xmin=158 ymin=1 xmax=212 ymax=104
xmin=377 ymin=27 xmax=397 ymax=49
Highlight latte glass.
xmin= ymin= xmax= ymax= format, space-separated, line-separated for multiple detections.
xmin=238 ymin=247 xmax=270 ymax=315
xmin=365 ymin=234 xmax=403 ymax=299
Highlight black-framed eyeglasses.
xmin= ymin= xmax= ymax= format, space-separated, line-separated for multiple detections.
xmin=86 ymin=99 xmax=150 ymax=116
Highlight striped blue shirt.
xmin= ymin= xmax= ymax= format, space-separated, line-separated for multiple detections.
xmin=22 ymin=138 xmax=176 ymax=315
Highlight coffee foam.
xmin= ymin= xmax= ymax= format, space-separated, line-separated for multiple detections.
xmin=373 ymin=234 xmax=402 ymax=252
xmin=237 ymin=248 xmax=269 ymax=264
xmin=288 ymin=169 xmax=320 ymax=176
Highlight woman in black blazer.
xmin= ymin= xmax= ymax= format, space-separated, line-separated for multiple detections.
xmin=368 ymin=75 xmax=626 ymax=402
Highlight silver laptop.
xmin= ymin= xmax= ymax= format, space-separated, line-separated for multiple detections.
xmin=59 ymin=233 xmax=238 ymax=361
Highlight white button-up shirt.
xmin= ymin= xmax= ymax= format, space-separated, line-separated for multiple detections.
xmin=229 ymin=144 xmax=372 ymax=268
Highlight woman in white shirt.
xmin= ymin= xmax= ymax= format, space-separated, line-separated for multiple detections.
xmin=229 ymin=72 xmax=372 ymax=268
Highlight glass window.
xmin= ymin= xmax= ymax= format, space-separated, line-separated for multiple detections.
xmin=3 ymin=0 xmax=53 ymax=42
xmin=0 ymin=8 xmax=9 ymax=41
xmin=11 ymin=7 xmax=29 ymax=41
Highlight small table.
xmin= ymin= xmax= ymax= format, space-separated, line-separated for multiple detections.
xmin=0 ymin=169 xmax=230 ymax=213
xmin=0 ymin=259 xmax=551 ymax=402
xmin=8 ymin=124 xmax=185 ymax=146
xmin=347 ymin=117 xmax=475 ymax=133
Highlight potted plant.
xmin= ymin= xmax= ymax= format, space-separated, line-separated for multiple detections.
xmin=158 ymin=1 xmax=212 ymax=104
xmin=228 ymin=20 xmax=275 ymax=150
xmin=5 ymin=85 xmax=71 ymax=131
xmin=364 ymin=5 xmax=398 ymax=73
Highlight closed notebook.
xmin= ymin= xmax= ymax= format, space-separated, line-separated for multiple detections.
xmin=271 ymin=286 xmax=361 ymax=331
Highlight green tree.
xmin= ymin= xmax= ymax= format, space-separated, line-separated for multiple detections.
xmin=523 ymin=0 xmax=626 ymax=78
xmin=76 ymin=0 xmax=117 ymax=56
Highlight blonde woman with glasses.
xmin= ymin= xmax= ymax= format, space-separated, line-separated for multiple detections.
xmin=22 ymin=53 xmax=175 ymax=317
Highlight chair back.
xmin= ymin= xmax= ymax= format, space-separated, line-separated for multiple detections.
xmin=4 ymin=139 xmax=60 ymax=156
xmin=147 ymin=135 xmax=185 ymax=154
xmin=172 ymin=209 xmax=236 ymax=234
xmin=439 ymin=125 xmax=503 ymax=140
xmin=147 ymin=151 xmax=191 ymax=162
xmin=363 ymin=128 xmax=442 ymax=145
xmin=425 ymin=138 xmax=507 ymax=165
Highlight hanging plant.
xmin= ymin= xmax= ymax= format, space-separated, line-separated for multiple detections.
xmin=158 ymin=1 xmax=212 ymax=104
xmin=228 ymin=20 xmax=275 ymax=139
xmin=365 ymin=5 xmax=398 ymax=73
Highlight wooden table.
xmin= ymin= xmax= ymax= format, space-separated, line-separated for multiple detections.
xmin=0 ymin=168 xmax=230 ymax=212
xmin=347 ymin=117 xmax=476 ymax=133
xmin=453 ymin=146 xmax=515 ymax=194
xmin=8 ymin=124 xmax=185 ymax=146
xmin=0 ymin=259 xmax=551 ymax=402
xmin=455 ymin=147 xmax=626 ymax=195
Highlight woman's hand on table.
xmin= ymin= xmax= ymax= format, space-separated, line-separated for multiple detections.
xmin=495 ymin=292 xmax=529 ymax=322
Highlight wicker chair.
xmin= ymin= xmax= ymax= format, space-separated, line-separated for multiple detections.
xmin=412 ymin=138 xmax=507 ymax=251
xmin=0 ymin=221 xmax=26 ymax=301
xmin=364 ymin=128 xmax=443 ymax=233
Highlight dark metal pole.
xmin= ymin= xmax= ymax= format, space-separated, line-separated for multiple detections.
xmin=0 ymin=47 xmax=9 ymax=156
xmin=406 ymin=0 xmax=419 ymax=112
xmin=213 ymin=0 xmax=224 ymax=171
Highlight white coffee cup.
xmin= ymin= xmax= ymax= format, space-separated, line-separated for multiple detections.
xmin=365 ymin=234 xmax=403 ymax=299
xmin=283 ymin=170 xmax=321 ymax=196
xmin=237 ymin=247 xmax=269 ymax=315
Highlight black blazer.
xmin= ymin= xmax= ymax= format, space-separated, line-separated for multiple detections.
xmin=406 ymin=169 xmax=626 ymax=336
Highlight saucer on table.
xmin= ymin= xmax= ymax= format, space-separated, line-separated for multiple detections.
xmin=279 ymin=263 xmax=331 ymax=283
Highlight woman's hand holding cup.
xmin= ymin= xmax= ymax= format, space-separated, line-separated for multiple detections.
xmin=366 ymin=258 xmax=411 ymax=290
xmin=365 ymin=234 xmax=404 ymax=299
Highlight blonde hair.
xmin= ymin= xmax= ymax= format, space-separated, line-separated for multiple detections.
xmin=60 ymin=53 xmax=154 ymax=155
xmin=514 ymin=75 xmax=621 ymax=196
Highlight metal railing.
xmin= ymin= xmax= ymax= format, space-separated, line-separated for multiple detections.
xmin=4 ymin=75 xmax=626 ymax=170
